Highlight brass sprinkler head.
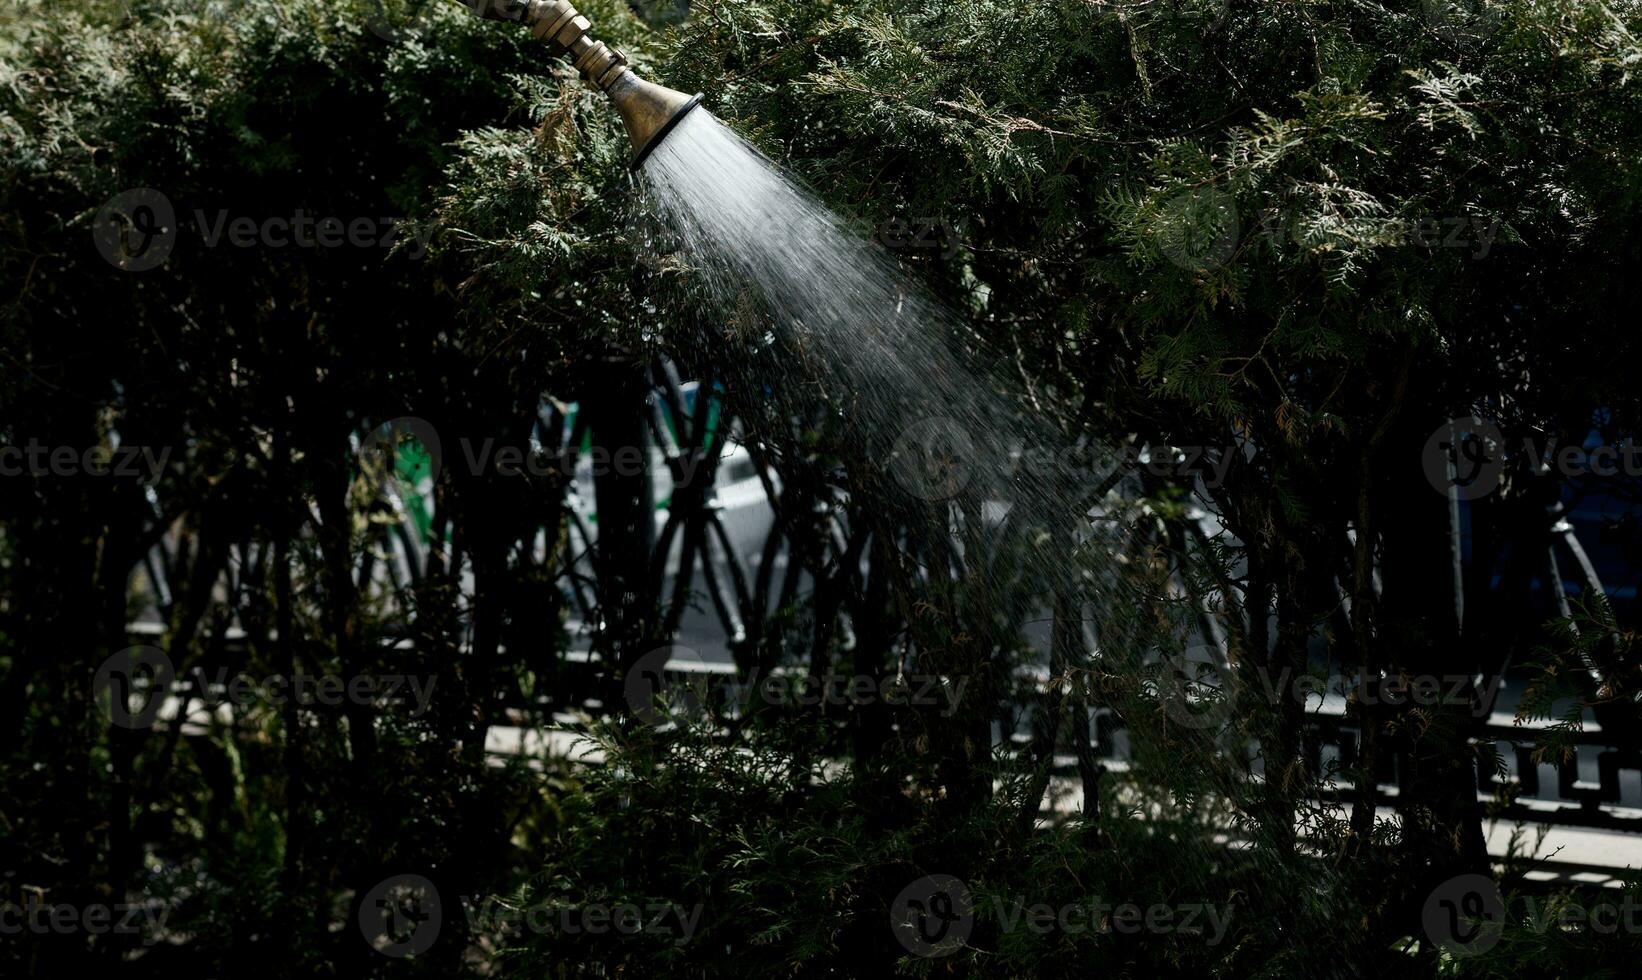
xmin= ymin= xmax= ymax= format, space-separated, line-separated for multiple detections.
xmin=467 ymin=0 xmax=704 ymax=167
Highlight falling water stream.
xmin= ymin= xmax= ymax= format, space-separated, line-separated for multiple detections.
xmin=640 ymin=111 xmax=1113 ymax=518
xmin=638 ymin=108 xmax=1352 ymax=967
xmin=641 ymin=108 xmax=1175 ymax=679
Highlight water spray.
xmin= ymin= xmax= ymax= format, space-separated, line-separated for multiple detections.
xmin=465 ymin=0 xmax=704 ymax=166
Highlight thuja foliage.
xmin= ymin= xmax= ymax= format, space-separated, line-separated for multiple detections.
xmin=4 ymin=0 xmax=1642 ymax=977
xmin=0 ymin=1 xmax=612 ymax=976
xmin=442 ymin=0 xmax=1642 ymax=973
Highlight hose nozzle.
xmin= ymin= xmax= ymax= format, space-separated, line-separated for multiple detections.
xmin=469 ymin=0 xmax=703 ymax=166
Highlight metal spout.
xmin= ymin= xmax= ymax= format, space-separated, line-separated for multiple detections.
xmin=607 ymin=74 xmax=705 ymax=167
xmin=468 ymin=0 xmax=704 ymax=167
